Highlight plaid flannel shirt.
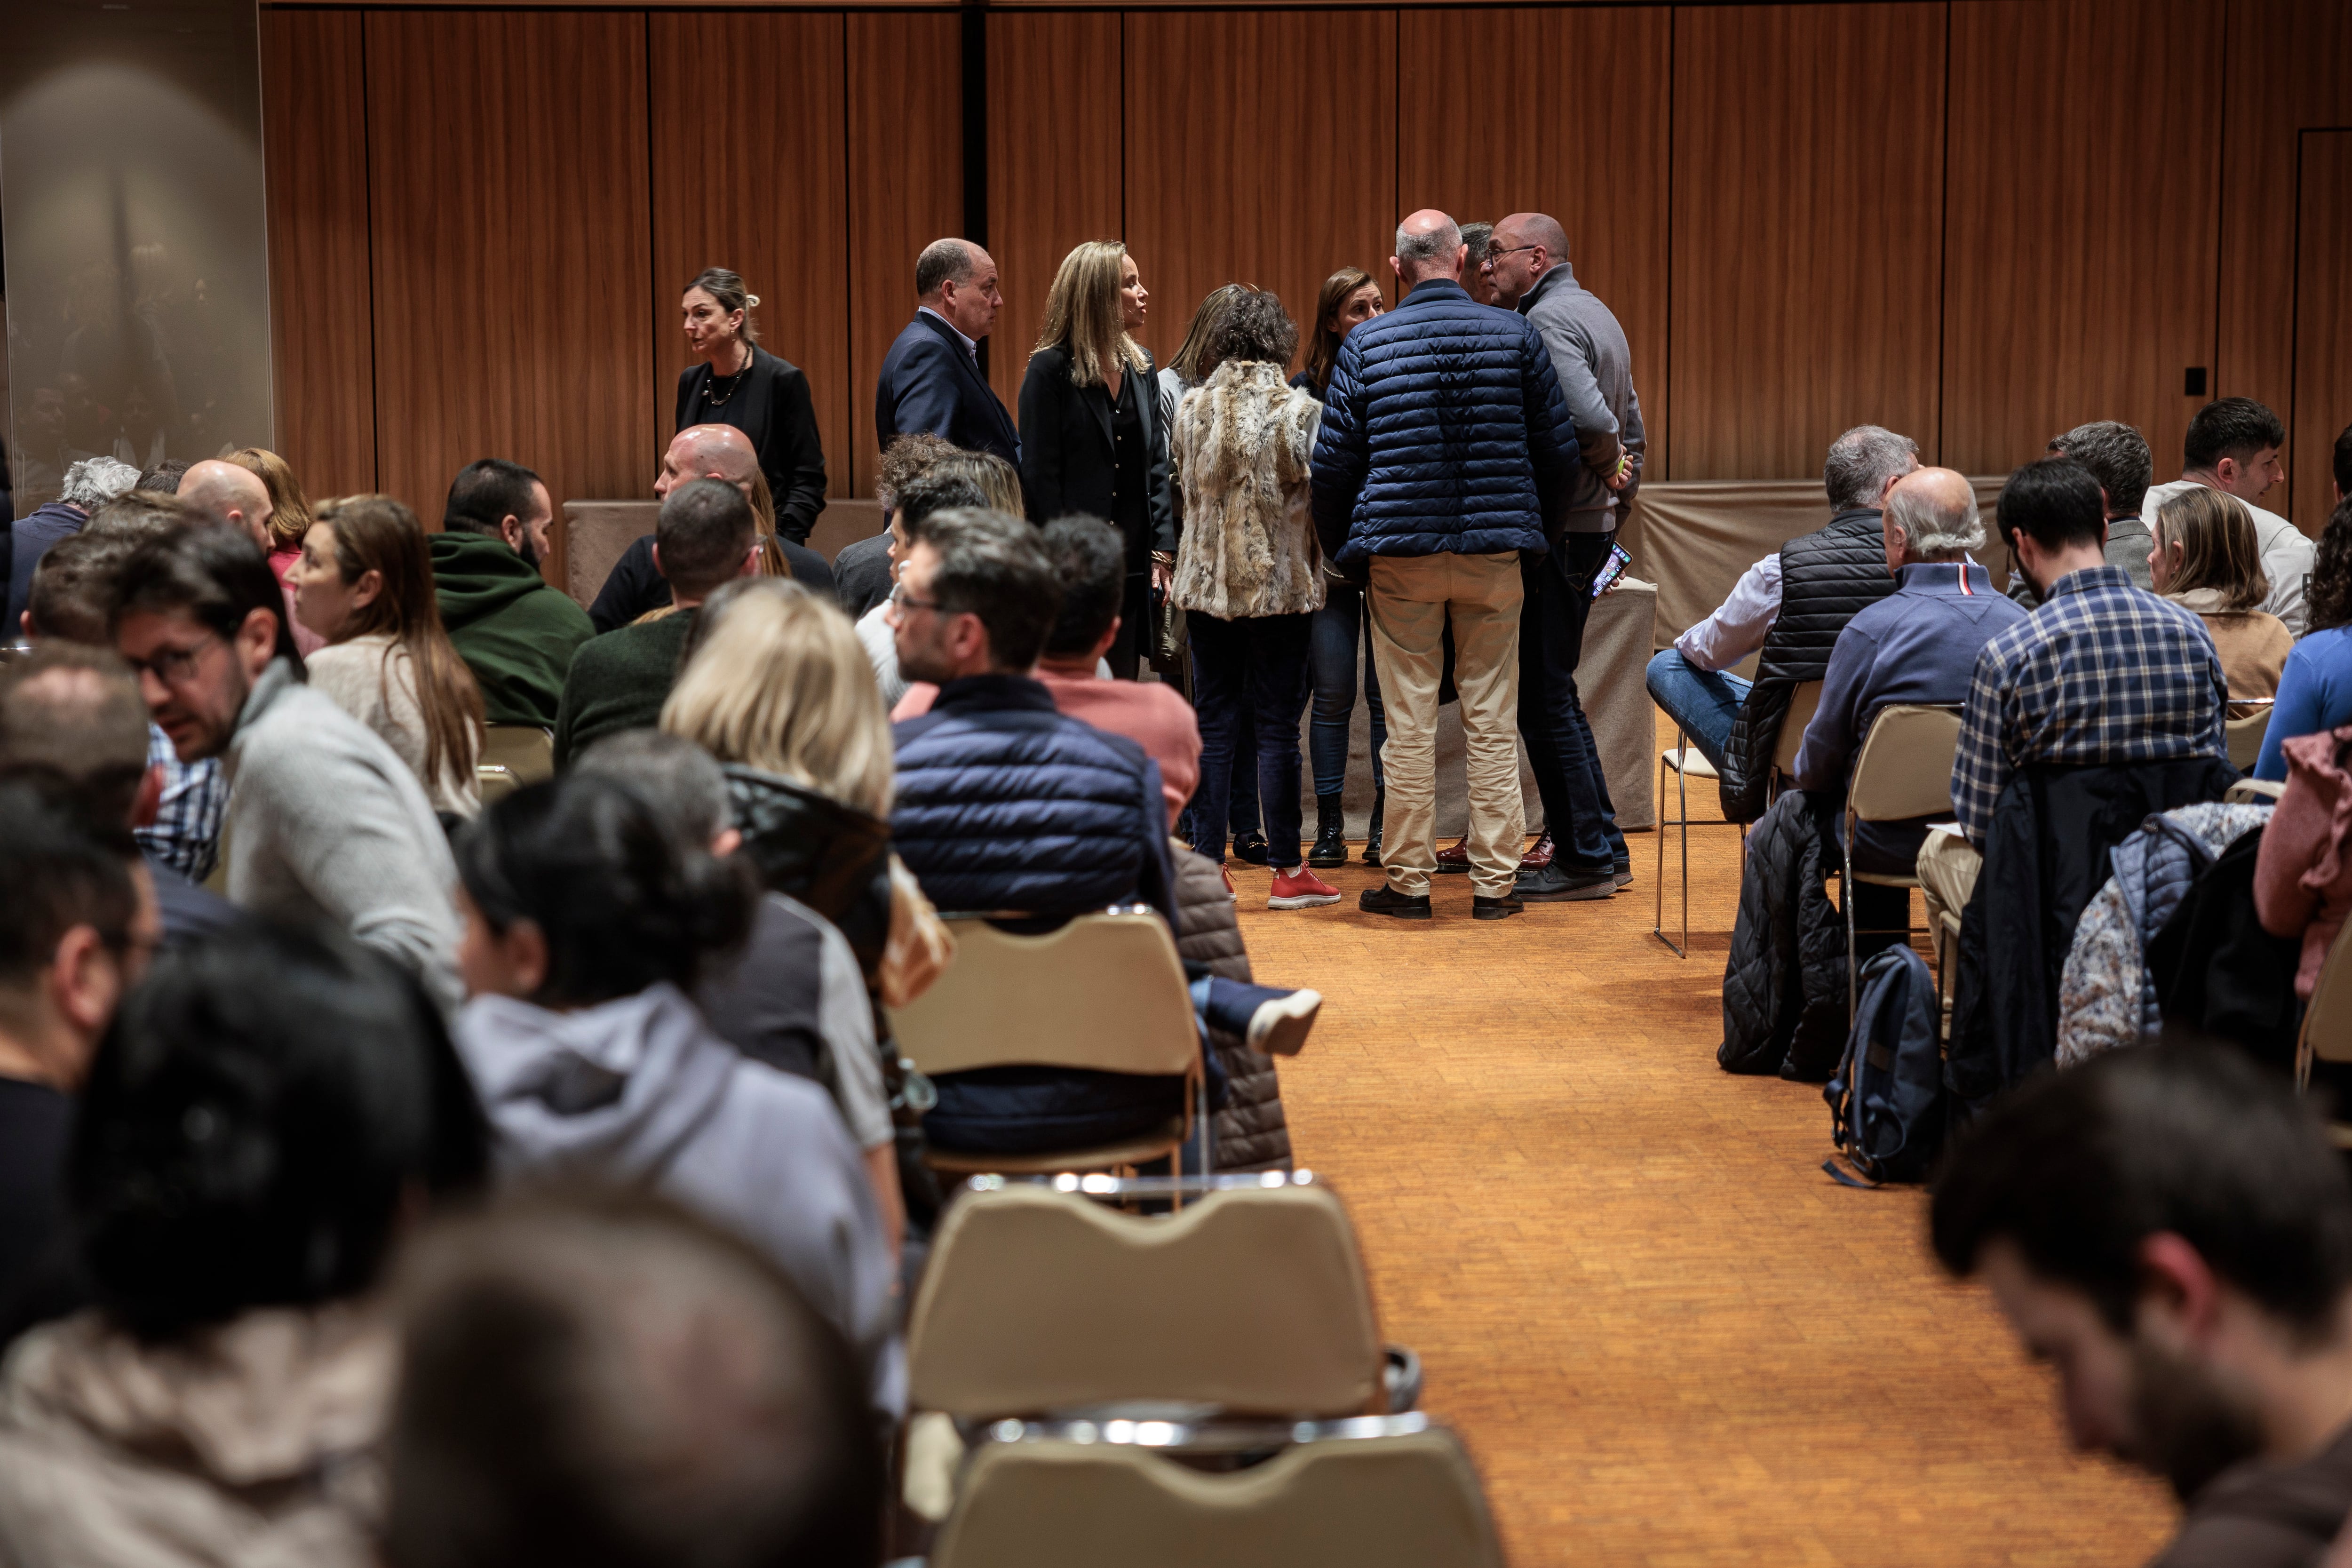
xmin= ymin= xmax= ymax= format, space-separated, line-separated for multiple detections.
xmin=1951 ymin=565 xmax=2227 ymax=846
xmin=134 ymin=723 xmax=226 ymax=883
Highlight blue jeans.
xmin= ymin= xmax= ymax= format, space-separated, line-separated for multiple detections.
xmin=1189 ymin=610 xmax=1313 ymax=867
xmin=1518 ymin=539 xmax=1627 ymax=875
xmin=1309 ymin=579 xmax=1387 ymax=797
xmin=1645 ymin=648 xmax=1751 ymax=774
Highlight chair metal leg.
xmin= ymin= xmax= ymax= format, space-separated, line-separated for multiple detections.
xmin=1653 ymin=751 xmax=1668 ymax=940
xmin=1679 ymin=753 xmax=1691 ymax=958
xmin=1843 ymin=807 xmax=1859 ymax=1025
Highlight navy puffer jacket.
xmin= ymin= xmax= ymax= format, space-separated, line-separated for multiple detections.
xmin=1310 ymin=279 xmax=1579 ymax=566
xmin=890 ymin=673 xmax=1176 ymax=921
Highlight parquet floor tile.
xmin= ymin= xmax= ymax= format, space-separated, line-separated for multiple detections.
xmin=1225 ymin=708 xmax=2172 ymax=1566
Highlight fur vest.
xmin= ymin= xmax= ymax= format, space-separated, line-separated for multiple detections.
xmin=1170 ymin=361 xmax=1326 ymax=620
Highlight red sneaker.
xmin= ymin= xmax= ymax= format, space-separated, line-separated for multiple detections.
xmin=1267 ymin=866 xmax=1342 ymax=909
xmin=1520 ymin=830 xmax=1555 ymax=870
xmin=1222 ymin=865 xmax=1238 ymax=903
xmin=1433 ymin=835 xmax=1473 ymax=873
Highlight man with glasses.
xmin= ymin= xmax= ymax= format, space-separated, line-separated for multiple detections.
xmin=110 ymin=526 xmax=463 ymax=1013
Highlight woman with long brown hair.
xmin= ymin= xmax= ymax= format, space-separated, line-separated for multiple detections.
xmin=1018 ymin=239 xmax=1175 ymax=678
xmin=2149 ymin=487 xmax=2293 ymax=700
xmin=1295 ymin=267 xmax=1391 ymax=866
xmin=290 ymin=494 xmax=486 ymax=820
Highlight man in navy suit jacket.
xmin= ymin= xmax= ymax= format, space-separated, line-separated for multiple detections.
xmin=874 ymin=239 xmax=1022 ymax=470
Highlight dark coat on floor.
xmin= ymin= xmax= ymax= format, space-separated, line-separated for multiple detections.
xmin=1719 ymin=788 xmax=1852 ymax=1082
xmin=1171 ymin=842 xmax=1292 ymax=1173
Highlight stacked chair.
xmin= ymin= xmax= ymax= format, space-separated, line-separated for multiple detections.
xmin=900 ymin=1175 xmax=1501 ymax=1567
xmin=476 ymin=723 xmax=553 ymax=804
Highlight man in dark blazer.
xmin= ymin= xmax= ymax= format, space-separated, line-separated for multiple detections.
xmin=874 ymin=239 xmax=1021 ymax=470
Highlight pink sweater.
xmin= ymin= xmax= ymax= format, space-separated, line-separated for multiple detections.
xmin=2254 ymin=724 xmax=2352 ymax=998
xmin=893 ymin=670 xmax=1202 ymax=829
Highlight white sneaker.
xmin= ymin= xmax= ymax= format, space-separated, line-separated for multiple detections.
xmin=1246 ymin=989 xmax=1322 ymax=1056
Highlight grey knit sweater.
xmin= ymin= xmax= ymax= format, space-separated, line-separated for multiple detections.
xmin=223 ymin=660 xmax=463 ymax=1012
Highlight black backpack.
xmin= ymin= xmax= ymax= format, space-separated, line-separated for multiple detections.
xmin=1823 ymin=946 xmax=1947 ymax=1186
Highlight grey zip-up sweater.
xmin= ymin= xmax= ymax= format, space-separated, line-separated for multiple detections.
xmin=222 ymin=658 xmax=463 ymax=1012
xmin=1518 ymin=260 xmax=1648 ymax=529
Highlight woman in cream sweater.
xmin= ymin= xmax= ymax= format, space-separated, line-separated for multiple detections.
xmin=291 ymin=494 xmax=485 ymax=820
xmin=2151 ymin=486 xmax=2296 ymax=704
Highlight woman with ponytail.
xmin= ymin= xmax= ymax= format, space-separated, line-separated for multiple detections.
xmin=676 ymin=266 xmax=829 ymax=545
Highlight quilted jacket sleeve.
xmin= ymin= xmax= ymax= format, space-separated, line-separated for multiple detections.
xmin=1309 ymin=342 xmax=1371 ymax=562
xmin=1518 ymin=326 xmax=1580 ymax=533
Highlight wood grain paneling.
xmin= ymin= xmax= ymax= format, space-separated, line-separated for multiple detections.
xmin=2218 ymin=0 xmax=2350 ymax=525
xmin=2291 ymin=131 xmax=2352 ymax=537
xmin=1670 ymin=3 xmax=1945 ymax=482
xmin=986 ymin=11 xmax=1123 ymax=414
xmin=1123 ymin=10 xmax=1396 ymax=374
xmin=261 ymin=9 xmax=375 ymax=497
xmin=1941 ymin=0 xmax=2223 ymax=479
xmin=846 ymin=11 xmax=962 ymax=500
xmin=363 ymin=11 xmax=653 ymax=521
xmin=650 ymin=13 xmax=851 ymax=499
xmin=1400 ymin=7 xmax=1670 ymax=470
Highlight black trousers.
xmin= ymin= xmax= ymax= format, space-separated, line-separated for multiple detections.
xmin=1516 ymin=533 xmax=1628 ymax=874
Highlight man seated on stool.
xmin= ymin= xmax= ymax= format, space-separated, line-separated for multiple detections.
xmin=1789 ymin=468 xmax=2025 ymax=952
xmin=588 ymin=426 xmax=834 ymax=632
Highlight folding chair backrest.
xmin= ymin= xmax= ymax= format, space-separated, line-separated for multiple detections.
xmin=890 ymin=912 xmax=1197 ymax=1076
xmin=1847 ymin=705 xmax=1963 ymax=823
xmin=1773 ymin=680 xmax=1824 ymax=773
xmin=932 ymin=1430 xmax=1504 ymax=1568
xmin=2305 ymin=919 xmax=2352 ymax=1067
xmin=907 ymin=1184 xmax=1383 ymax=1419
xmin=479 ymin=724 xmax=555 ymax=786
xmin=2226 ymin=702 xmax=2274 ymax=772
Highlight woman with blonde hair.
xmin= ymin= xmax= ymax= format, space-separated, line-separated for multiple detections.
xmin=228 ymin=445 xmax=326 ymax=655
xmin=289 ymin=494 xmax=485 ymax=819
xmin=1018 ymin=239 xmax=1175 ymax=678
xmin=2150 ymin=486 xmax=2294 ymax=700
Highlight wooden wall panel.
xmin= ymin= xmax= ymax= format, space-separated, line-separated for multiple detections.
xmin=986 ymin=11 xmax=1123 ymax=415
xmin=1399 ymin=7 xmax=1670 ymax=470
xmin=1123 ymin=11 xmax=1396 ymax=375
xmin=363 ymin=11 xmax=653 ymax=522
xmin=260 ymin=9 xmax=375 ymax=498
xmin=1940 ymin=0 xmax=2223 ymax=479
xmin=1669 ymin=4 xmax=1945 ymax=483
xmin=2291 ymin=131 xmax=2352 ymax=537
xmin=846 ymin=12 xmax=963 ymax=500
xmin=2219 ymin=0 xmax=2350 ymax=525
xmin=650 ymin=13 xmax=851 ymax=499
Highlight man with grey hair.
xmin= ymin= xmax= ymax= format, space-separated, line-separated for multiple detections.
xmin=1645 ymin=424 xmax=1919 ymax=819
xmin=2010 ymin=419 xmax=2156 ymax=607
xmin=7 ymin=456 xmax=140 ymax=637
xmin=874 ymin=238 xmax=1020 ymax=469
xmin=1311 ymin=208 xmax=1580 ymax=918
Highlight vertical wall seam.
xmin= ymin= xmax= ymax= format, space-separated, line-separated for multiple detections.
xmin=1934 ymin=0 xmax=1950 ymax=467
xmin=361 ymin=11 xmax=380 ymax=492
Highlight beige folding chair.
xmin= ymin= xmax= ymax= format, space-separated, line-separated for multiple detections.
xmin=931 ymin=1422 xmax=1503 ymax=1568
xmin=889 ymin=911 xmax=1201 ymax=1179
xmin=1653 ymin=679 xmax=1820 ymax=960
xmin=477 ymin=723 xmax=554 ymax=804
xmin=2295 ymin=919 xmax=2352 ymax=1147
xmin=1768 ymin=679 xmax=1824 ymax=801
xmin=908 ymin=1179 xmax=1385 ymax=1422
xmin=2226 ymin=777 xmax=2287 ymax=805
xmin=1835 ymin=705 xmax=1963 ymax=1018
xmin=2226 ymin=700 xmax=2275 ymax=772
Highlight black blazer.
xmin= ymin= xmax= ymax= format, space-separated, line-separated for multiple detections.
xmin=874 ymin=312 xmax=1022 ymax=469
xmin=676 ymin=344 xmax=828 ymax=545
xmin=1017 ymin=343 xmax=1175 ymax=558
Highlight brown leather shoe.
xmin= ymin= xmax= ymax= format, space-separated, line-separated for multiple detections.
xmin=1519 ymin=830 xmax=1554 ymax=871
xmin=1433 ymin=835 xmax=1472 ymax=873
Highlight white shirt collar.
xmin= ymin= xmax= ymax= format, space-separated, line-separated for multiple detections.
xmin=919 ymin=306 xmax=978 ymax=357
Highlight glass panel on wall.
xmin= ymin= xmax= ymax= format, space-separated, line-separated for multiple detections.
xmin=0 ymin=0 xmax=271 ymax=518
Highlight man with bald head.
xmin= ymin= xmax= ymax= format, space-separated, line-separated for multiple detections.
xmin=175 ymin=460 xmax=272 ymax=550
xmin=874 ymin=239 xmax=1020 ymax=470
xmin=1311 ymin=208 xmax=1579 ymax=920
xmin=587 ymin=424 xmax=833 ymax=633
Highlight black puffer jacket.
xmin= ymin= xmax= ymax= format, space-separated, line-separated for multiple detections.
xmin=724 ymin=764 xmax=893 ymax=986
xmin=1170 ymin=843 xmax=1292 ymax=1172
xmin=1718 ymin=789 xmax=1851 ymax=1081
xmin=1721 ymin=510 xmax=1896 ymax=823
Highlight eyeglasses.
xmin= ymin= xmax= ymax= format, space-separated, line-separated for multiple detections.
xmin=122 ymin=634 xmax=220 ymax=686
xmin=889 ymin=584 xmax=944 ymax=614
xmin=1482 ymin=244 xmax=1540 ymax=268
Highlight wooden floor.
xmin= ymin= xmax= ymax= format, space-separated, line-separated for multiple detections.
xmin=1229 ymin=711 xmax=2172 ymax=1567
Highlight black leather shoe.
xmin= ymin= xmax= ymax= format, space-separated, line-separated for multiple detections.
xmin=1232 ymin=829 xmax=1270 ymax=866
xmin=1516 ymin=864 xmax=1617 ymax=902
xmin=1473 ymin=892 xmax=1524 ymax=920
xmin=1361 ymin=788 xmax=1385 ymax=866
xmin=1307 ymin=795 xmax=1349 ymax=868
xmin=1358 ymin=883 xmax=1431 ymax=920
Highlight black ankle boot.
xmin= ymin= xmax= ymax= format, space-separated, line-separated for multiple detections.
xmin=1361 ymin=788 xmax=1385 ymax=867
xmin=1308 ymin=795 xmax=1348 ymax=868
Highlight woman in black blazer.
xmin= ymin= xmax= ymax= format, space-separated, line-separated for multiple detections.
xmin=675 ymin=267 xmax=828 ymax=544
xmin=1018 ymin=241 xmax=1175 ymax=679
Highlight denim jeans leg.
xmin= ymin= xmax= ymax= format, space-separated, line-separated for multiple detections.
xmin=1516 ymin=555 xmax=1616 ymax=875
xmin=1552 ymin=532 xmax=1627 ymax=866
xmin=1228 ymin=705 xmax=1262 ymax=837
xmin=1308 ymin=583 xmax=1362 ymax=797
xmin=1247 ymin=613 xmax=1315 ymax=867
xmin=1186 ymin=613 xmax=1247 ymax=863
xmin=1643 ymin=648 xmax=1751 ymax=773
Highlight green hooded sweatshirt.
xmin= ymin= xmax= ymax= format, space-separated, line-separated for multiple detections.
xmin=429 ymin=531 xmax=596 ymax=728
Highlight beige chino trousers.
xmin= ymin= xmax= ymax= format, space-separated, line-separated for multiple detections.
xmin=1365 ymin=551 xmax=1526 ymax=899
